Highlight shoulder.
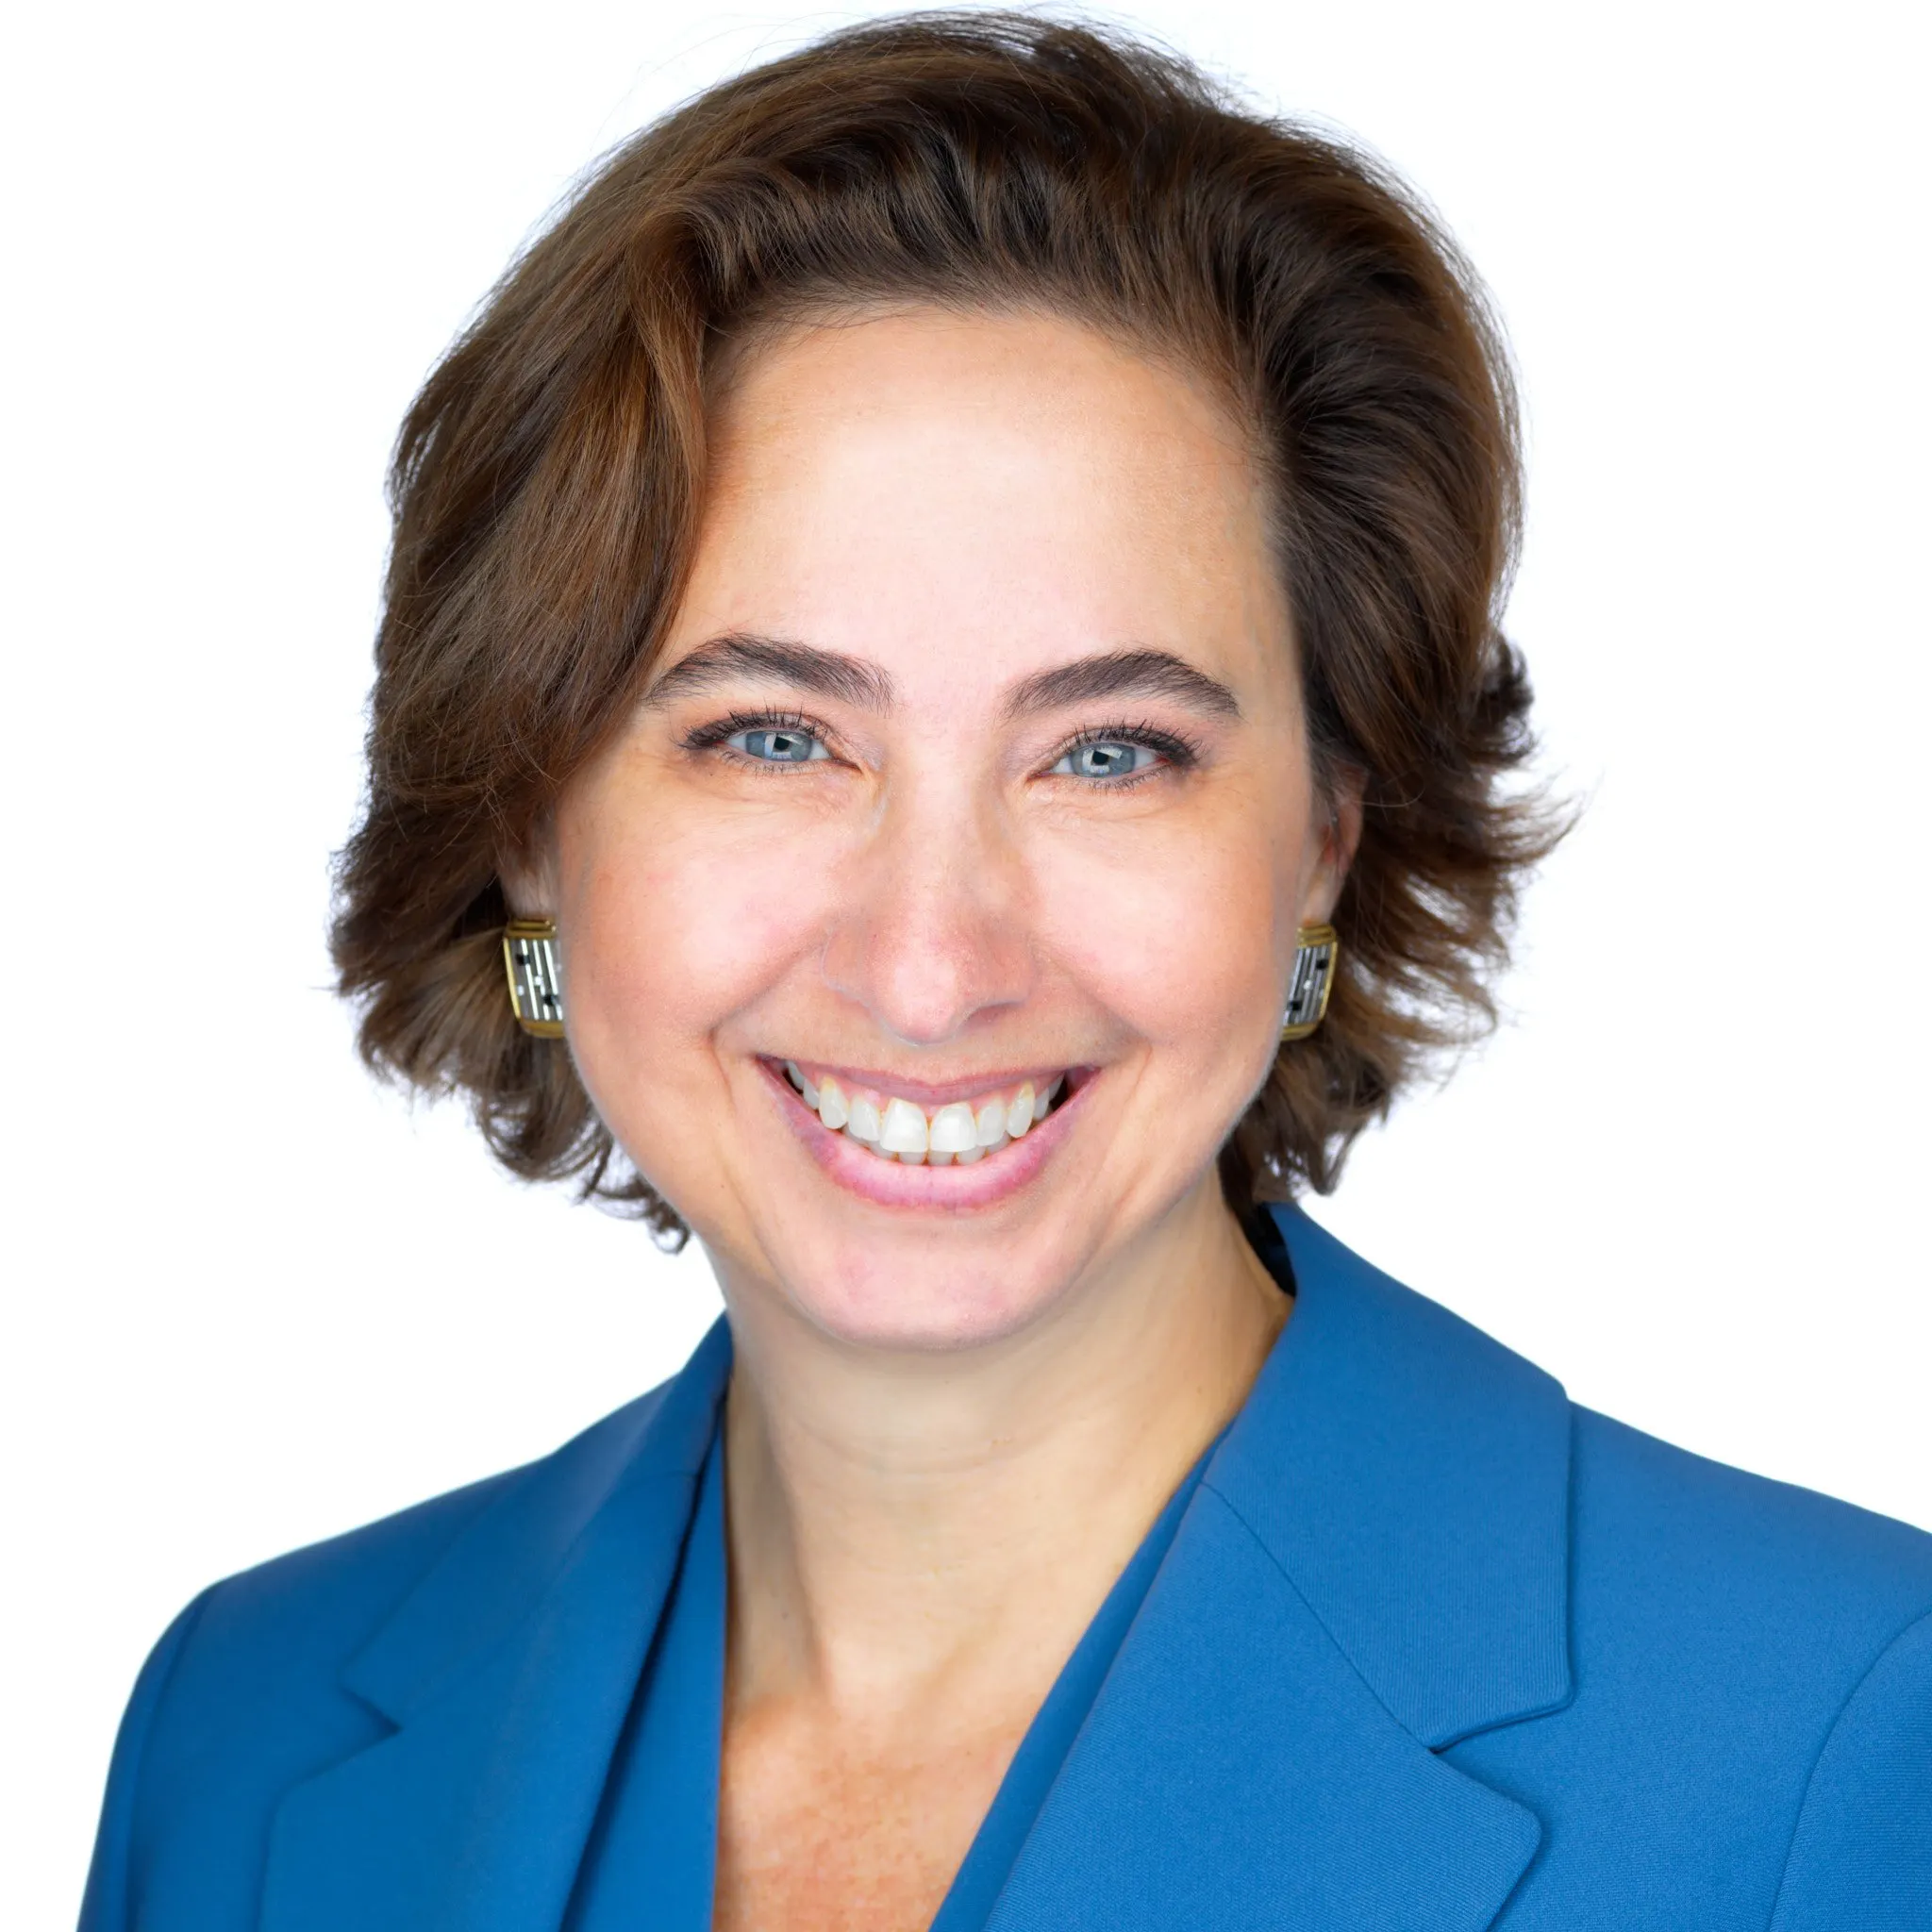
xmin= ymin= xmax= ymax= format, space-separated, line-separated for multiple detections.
xmin=80 ymin=1375 xmax=682 ymax=1931
xmin=1571 ymin=1402 xmax=1932 ymax=1647
xmin=1276 ymin=1204 xmax=1932 ymax=1663
xmin=182 ymin=1374 xmax=680 ymax=1690
xmin=1567 ymin=1402 xmax=1932 ymax=1754
xmin=1266 ymin=1208 xmax=1932 ymax=1919
xmin=1534 ymin=1411 xmax=1932 ymax=1925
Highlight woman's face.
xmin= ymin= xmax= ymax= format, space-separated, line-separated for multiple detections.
xmin=542 ymin=308 xmax=1351 ymax=1348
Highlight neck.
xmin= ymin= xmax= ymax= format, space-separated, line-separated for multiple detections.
xmin=717 ymin=1179 xmax=1288 ymax=1733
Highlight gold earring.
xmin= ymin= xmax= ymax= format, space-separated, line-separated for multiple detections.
xmin=1280 ymin=924 xmax=1339 ymax=1041
xmin=503 ymin=918 xmax=565 ymax=1037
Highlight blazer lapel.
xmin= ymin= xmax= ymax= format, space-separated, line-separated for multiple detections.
xmin=255 ymin=1212 xmax=1569 ymax=1932
xmin=258 ymin=1320 xmax=733 ymax=1932
xmin=986 ymin=1487 xmax=1542 ymax=1932
xmin=989 ymin=1206 xmax=1573 ymax=1931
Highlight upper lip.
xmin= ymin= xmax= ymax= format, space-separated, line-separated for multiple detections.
xmin=761 ymin=1056 xmax=1080 ymax=1108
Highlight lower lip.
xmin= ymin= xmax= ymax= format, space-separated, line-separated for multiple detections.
xmin=760 ymin=1060 xmax=1089 ymax=1210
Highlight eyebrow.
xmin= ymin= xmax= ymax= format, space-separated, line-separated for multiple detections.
xmin=1000 ymin=648 xmax=1241 ymax=722
xmin=642 ymin=634 xmax=1240 ymax=722
xmin=641 ymin=633 xmax=896 ymax=711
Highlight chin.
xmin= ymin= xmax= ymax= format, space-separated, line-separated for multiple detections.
xmin=771 ymin=1238 xmax=1076 ymax=1355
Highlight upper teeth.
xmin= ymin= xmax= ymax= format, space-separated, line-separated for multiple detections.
xmin=780 ymin=1063 xmax=1065 ymax=1164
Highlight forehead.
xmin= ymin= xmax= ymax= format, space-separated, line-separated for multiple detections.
xmin=674 ymin=307 xmax=1291 ymax=704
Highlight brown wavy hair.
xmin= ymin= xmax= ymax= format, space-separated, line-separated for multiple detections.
xmin=331 ymin=11 xmax=1567 ymax=1244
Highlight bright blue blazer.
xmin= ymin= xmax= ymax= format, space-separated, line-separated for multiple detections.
xmin=81 ymin=1208 xmax=1932 ymax=1929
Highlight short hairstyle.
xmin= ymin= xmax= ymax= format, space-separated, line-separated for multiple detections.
xmin=331 ymin=10 xmax=1566 ymax=1243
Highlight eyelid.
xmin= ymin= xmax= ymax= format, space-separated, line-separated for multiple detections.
xmin=678 ymin=706 xmax=843 ymax=759
xmin=1041 ymin=719 xmax=1203 ymax=775
xmin=678 ymin=708 xmax=1201 ymax=779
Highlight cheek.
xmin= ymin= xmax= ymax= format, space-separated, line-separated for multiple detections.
xmin=1030 ymin=787 xmax=1300 ymax=1064
xmin=556 ymin=791 xmax=841 ymax=1089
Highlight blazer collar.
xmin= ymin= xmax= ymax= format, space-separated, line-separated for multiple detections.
xmin=259 ymin=1319 xmax=733 ymax=1932
xmin=260 ymin=1210 xmax=1572 ymax=1932
xmin=987 ymin=1205 xmax=1573 ymax=1932
xmin=343 ymin=1315 xmax=731 ymax=1726
xmin=1227 ymin=1203 xmax=1574 ymax=1749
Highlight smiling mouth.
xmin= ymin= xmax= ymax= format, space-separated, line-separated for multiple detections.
xmin=774 ymin=1059 xmax=1077 ymax=1164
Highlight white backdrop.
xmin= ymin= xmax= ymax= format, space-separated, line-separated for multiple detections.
xmin=6 ymin=1 xmax=1927 ymax=1921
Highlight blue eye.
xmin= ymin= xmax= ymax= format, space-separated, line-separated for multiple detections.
xmin=730 ymin=726 xmax=827 ymax=764
xmin=1053 ymin=740 xmax=1160 ymax=780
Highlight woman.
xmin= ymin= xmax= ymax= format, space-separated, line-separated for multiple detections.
xmin=80 ymin=15 xmax=1931 ymax=1930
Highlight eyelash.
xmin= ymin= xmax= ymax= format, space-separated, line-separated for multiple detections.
xmin=1051 ymin=720 xmax=1203 ymax=785
xmin=679 ymin=709 xmax=1202 ymax=783
xmin=678 ymin=708 xmax=833 ymax=773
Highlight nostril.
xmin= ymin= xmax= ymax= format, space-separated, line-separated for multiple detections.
xmin=817 ymin=894 xmax=1037 ymax=1046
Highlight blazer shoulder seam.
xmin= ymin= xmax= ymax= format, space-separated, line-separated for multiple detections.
xmin=115 ymin=1583 xmax=221 ymax=1852
xmin=1763 ymin=1595 xmax=1932 ymax=1928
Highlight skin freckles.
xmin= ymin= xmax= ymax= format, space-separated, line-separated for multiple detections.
xmin=517 ymin=306 xmax=1360 ymax=1932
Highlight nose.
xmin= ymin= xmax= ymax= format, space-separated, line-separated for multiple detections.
xmin=819 ymin=774 xmax=1035 ymax=1047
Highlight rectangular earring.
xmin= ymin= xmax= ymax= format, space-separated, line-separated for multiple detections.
xmin=1281 ymin=923 xmax=1339 ymax=1040
xmin=503 ymin=919 xmax=565 ymax=1037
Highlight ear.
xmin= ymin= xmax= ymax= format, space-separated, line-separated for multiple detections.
xmin=495 ymin=809 xmax=560 ymax=922
xmin=1302 ymin=764 xmax=1365 ymax=925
